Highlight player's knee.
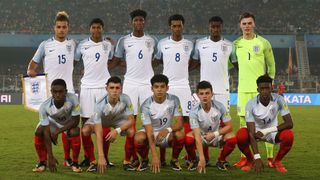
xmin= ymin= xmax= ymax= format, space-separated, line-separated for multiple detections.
xmin=225 ymin=136 xmax=237 ymax=147
xmin=279 ymin=129 xmax=294 ymax=145
xmin=69 ymin=127 xmax=80 ymax=137
xmin=174 ymin=130 xmax=185 ymax=140
xmin=185 ymin=135 xmax=195 ymax=146
xmin=82 ymin=125 xmax=92 ymax=136
xmin=34 ymin=126 xmax=44 ymax=137
xmin=236 ymin=128 xmax=249 ymax=144
xmin=134 ymin=132 xmax=146 ymax=145
xmin=126 ymin=127 xmax=135 ymax=137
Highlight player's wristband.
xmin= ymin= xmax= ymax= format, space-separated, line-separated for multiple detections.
xmin=213 ymin=131 xmax=220 ymax=137
xmin=254 ymin=154 xmax=261 ymax=160
xmin=166 ymin=127 xmax=173 ymax=133
xmin=115 ymin=127 xmax=121 ymax=134
xmin=260 ymin=126 xmax=278 ymax=136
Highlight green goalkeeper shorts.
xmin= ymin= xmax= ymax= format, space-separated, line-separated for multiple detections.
xmin=237 ymin=92 xmax=258 ymax=116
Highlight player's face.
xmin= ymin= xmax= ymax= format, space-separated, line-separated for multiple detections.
xmin=54 ymin=21 xmax=69 ymax=40
xmin=152 ymin=82 xmax=168 ymax=99
xmin=209 ymin=21 xmax=222 ymax=38
xmin=107 ymin=82 xmax=122 ymax=99
xmin=258 ymin=82 xmax=272 ymax=101
xmin=240 ymin=17 xmax=255 ymax=36
xmin=90 ymin=23 xmax=103 ymax=40
xmin=51 ymin=85 xmax=67 ymax=103
xmin=197 ymin=88 xmax=213 ymax=105
xmin=170 ymin=20 xmax=183 ymax=37
xmin=132 ymin=16 xmax=145 ymax=31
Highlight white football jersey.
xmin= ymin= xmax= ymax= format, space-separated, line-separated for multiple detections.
xmin=75 ymin=37 xmax=114 ymax=88
xmin=32 ymin=37 xmax=77 ymax=93
xmin=114 ymin=33 xmax=157 ymax=84
xmin=193 ymin=37 xmax=236 ymax=94
xmin=39 ymin=93 xmax=80 ymax=126
xmin=141 ymin=94 xmax=182 ymax=132
xmin=93 ymin=94 xmax=134 ymax=128
xmin=245 ymin=93 xmax=290 ymax=130
xmin=190 ymin=100 xmax=231 ymax=133
xmin=154 ymin=36 xmax=193 ymax=86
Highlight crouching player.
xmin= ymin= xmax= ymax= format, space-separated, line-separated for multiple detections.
xmin=32 ymin=79 xmax=82 ymax=173
xmin=236 ymin=75 xmax=294 ymax=173
xmin=90 ymin=76 xmax=136 ymax=174
xmin=134 ymin=74 xmax=185 ymax=173
xmin=185 ymin=81 xmax=236 ymax=173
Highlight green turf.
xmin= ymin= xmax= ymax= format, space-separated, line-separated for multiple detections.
xmin=0 ymin=105 xmax=319 ymax=179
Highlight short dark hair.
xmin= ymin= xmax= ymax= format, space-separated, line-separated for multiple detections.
xmin=130 ymin=9 xmax=147 ymax=20
xmin=209 ymin=16 xmax=223 ymax=24
xmin=256 ymin=75 xmax=273 ymax=86
xmin=51 ymin=79 xmax=67 ymax=89
xmin=106 ymin=76 xmax=122 ymax=85
xmin=168 ymin=14 xmax=185 ymax=26
xmin=90 ymin=18 xmax=104 ymax=27
xmin=55 ymin=11 xmax=69 ymax=24
xmin=151 ymin=74 xmax=169 ymax=86
xmin=239 ymin=12 xmax=255 ymax=22
xmin=196 ymin=81 xmax=212 ymax=93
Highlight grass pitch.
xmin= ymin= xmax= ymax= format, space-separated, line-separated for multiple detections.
xmin=0 ymin=105 xmax=319 ymax=180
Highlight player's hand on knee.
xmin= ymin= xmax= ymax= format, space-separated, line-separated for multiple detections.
xmin=98 ymin=157 xmax=107 ymax=174
xmin=254 ymin=131 xmax=264 ymax=140
xmin=151 ymin=156 xmax=160 ymax=173
xmin=254 ymin=159 xmax=264 ymax=173
xmin=48 ymin=156 xmax=58 ymax=172
xmin=157 ymin=130 xmax=169 ymax=142
xmin=105 ymin=130 xmax=117 ymax=143
xmin=205 ymin=132 xmax=214 ymax=142
xmin=50 ymin=131 xmax=59 ymax=145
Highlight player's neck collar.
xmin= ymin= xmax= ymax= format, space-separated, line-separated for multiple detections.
xmin=131 ymin=32 xmax=145 ymax=38
xmin=256 ymin=94 xmax=274 ymax=105
xmin=170 ymin=35 xmax=183 ymax=42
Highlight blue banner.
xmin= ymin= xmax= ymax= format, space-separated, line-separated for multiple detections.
xmin=230 ymin=93 xmax=320 ymax=106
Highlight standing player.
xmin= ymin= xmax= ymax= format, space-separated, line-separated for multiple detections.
xmin=232 ymin=12 xmax=276 ymax=168
xmin=236 ymin=75 xmax=294 ymax=173
xmin=154 ymin=14 xmax=193 ymax=166
xmin=113 ymin=9 xmax=157 ymax=166
xmin=75 ymin=18 xmax=114 ymax=171
xmin=32 ymin=79 xmax=81 ymax=173
xmin=185 ymin=81 xmax=237 ymax=173
xmin=134 ymin=74 xmax=185 ymax=173
xmin=192 ymin=16 xmax=236 ymax=112
xmin=27 ymin=11 xmax=77 ymax=168
xmin=81 ymin=76 xmax=136 ymax=173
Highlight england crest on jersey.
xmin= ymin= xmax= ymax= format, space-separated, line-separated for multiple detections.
xmin=221 ymin=44 xmax=227 ymax=52
xmin=253 ymin=45 xmax=260 ymax=53
xmin=183 ymin=44 xmax=189 ymax=52
xmin=103 ymin=43 xmax=109 ymax=51
xmin=145 ymin=40 xmax=152 ymax=49
xmin=66 ymin=44 xmax=72 ymax=53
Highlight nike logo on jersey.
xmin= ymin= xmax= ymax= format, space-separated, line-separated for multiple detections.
xmin=202 ymin=46 xmax=209 ymax=49
xmin=128 ymin=45 xmax=134 ymax=47
xmin=84 ymin=47 xmax=90 ymax=50
xmin=237 ymin=46 xmax=243 ymax=48
xmin=49 ymin=49 xmax=55 ymax=52
xmin=164 ymin=47 xmax=170 ymax=50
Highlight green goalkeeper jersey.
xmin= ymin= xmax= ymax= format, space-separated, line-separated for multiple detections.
xmin=233 ymin=34 xmax=275 ymax=92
